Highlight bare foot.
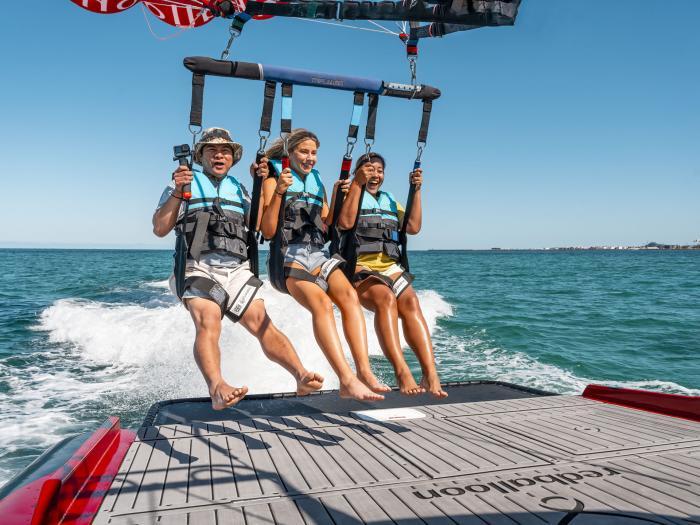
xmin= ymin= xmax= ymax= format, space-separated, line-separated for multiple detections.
xmin=339 ymin=376 xmax=385 ymax=401
xmin=210 ymin=381 xmax=248 ymax=410
xmin=357 ymin=370 xmax=392 ymax=394
xmin=396 ymin=368 xmax=424 ymax=396
xmin=296 ymin=370 xmax=324 ymax=396
xmin=420 ymin=373 xmax=448 ymax=399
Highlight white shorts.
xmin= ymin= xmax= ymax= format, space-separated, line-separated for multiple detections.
xmin=169 ymin=258 xmax=262 ymax=320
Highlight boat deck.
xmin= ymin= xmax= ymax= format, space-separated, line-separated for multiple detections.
xmin=95 ymin=383 xmax=700 ymax=524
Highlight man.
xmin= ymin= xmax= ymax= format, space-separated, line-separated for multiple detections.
xmin=153 ymin=127 xmax=323 ymax=409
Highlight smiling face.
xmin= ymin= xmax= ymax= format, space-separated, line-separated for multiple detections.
xmin=365 ymin=161 xmax=385 ymax=195
xmin=201 ymin=144 xmax=234 ymax=178
xmin=289 ymin=139 xmax=318 ymax=176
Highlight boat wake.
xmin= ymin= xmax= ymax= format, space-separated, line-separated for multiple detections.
xmin=1 ymin=278 xmax=697 ymax=488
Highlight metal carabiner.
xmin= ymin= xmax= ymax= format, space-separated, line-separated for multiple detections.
xmin=345 ymin=137 xmax=357 ymax=158
xmin=415 ymin=141 xmax=426 ymax=164
xmin=257 ymin=130 xmax=270 ymax=155
xmin=408 ymin=56 xmax=418 ymax=86
xmin=220 ymin=23 xmax=241 ymax=60
xmin=364 ymin=138 xmax=374 ymax=157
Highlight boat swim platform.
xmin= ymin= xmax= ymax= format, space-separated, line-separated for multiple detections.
xmin=95 ymin=381 xmax=700 ymax=524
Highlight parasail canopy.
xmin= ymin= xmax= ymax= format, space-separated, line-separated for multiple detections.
xmin=70 ymin=0 xmax=521 ymax=39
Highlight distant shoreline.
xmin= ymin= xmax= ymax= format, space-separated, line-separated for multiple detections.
xmin=1 ymin=246 xmax=698 ymax=252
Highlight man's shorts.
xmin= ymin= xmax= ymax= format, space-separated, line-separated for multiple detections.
xmin=169 ymin=258 xmax=262 ymax=322
xmin=283 ymin=243 xmax=332 ymax=273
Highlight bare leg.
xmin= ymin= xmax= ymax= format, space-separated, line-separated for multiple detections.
xmin=186 ymin=297 xmax=248 ymax=409
xmin=356 ymin=279 xmax=422 ymax=395
xmin=326 ymin=270 xmax=390 ymax=394
xmin=239 ymin=299 xmax=324 ymax=395
xmin=396 ymin=285 xmax=448 ymax=398
xmin=286 ymin=276 xmax=384 ymax=401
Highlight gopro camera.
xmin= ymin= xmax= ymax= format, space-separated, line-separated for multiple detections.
xmin=173 ymin=144 xmax=191 ymax=165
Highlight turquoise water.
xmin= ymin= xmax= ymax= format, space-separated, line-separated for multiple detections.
xmin=0 ymin=249 xmax=698 ymax=486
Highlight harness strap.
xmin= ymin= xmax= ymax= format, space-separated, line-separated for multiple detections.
xmin=224 ymin=275 xmax=263 ymax=322
xmin=354 ymin=270 xmax=414 ymax=298
xmin=188 ymin=211 xmax=211 ymax=262
xmin=183 ymin=276 xmax=230 ymax=319
xmin=285 ymin=254 xmax=345 ymax=292
xmin=365 ymin=93 xmax=379 ymax=144
xmin=281 ymin=83 xmax=293 ymax=135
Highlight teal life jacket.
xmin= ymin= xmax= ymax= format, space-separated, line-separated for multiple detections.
xmin=177 ymin=170 xmax=250 ymax=261
xmin=353 ymin=190 xmax=402 ymax=261
xmin=269 ymin=160 xmax=327 ymax=246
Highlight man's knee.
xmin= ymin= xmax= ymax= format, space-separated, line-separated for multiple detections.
xmin=240 ymin=299 xmax=270 ymax=335
xmin=188 ymin=298 xmax=223 ymax=335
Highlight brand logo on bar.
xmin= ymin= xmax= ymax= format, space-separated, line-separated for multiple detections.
xmin=311 ymin=77 xmax=345 ymax=88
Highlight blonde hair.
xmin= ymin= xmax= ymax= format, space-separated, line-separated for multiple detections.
xmin=266 ymin=129 xmax=320 ymax=160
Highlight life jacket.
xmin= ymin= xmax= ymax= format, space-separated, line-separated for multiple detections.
xmin=267 ymin=160 xmax=344 ymax=294
xmin=176 ymin=170 xmax=249 ymax=262
xmin=270 ymin=160 xmax=327 ymax=246
xmin=353 ymin=190 xmax=402 ymax=261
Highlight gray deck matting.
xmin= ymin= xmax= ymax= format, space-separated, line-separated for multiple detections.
xmin=95 ymin=395 xmax=700 ymax=524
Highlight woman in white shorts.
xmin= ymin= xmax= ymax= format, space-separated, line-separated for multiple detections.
xmin=337 ymin=152 xmax=447 ymax=398
xmin=258 ymin=129 xmax=390 ymax=402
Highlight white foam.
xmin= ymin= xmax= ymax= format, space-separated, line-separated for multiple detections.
xmin=432 ymin=331 xmax=700 ymax=396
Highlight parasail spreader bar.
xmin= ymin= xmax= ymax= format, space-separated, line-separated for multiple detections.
xmin=184 ymin=56 xmax=441 ymax=101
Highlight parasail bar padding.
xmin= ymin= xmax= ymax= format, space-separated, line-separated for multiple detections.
xmin=184 ymin=57 xmax=440 ymax=101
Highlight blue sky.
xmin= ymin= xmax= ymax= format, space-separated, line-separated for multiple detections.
xmin=1 ymin=1 xmax=698 ymax=249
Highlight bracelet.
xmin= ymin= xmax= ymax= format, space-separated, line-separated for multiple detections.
xmin=171 ymin=192 xmax=184 ymax=200
xmin=275 ymin=190 xmax=286 ymax=196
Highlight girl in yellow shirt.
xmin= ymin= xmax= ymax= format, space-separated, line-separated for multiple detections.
xmin=338 ymin=153 xmax=446 ymax=398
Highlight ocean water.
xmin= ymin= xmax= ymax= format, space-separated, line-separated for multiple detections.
xmin=0 ymin=248 xmax=698 ymax=486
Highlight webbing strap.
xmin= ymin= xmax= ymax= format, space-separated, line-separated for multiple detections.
xmin=248 ymin=81 xmax=277 ymax=277
xmin=184 ymin=276 xmax=230 ymax=319
xmin=190 ymin=73 xmax=205 ymax=128
xmin=365 ymin=93 xmax=379 ymax=142
xmin=260 ymin=80 xmax=276 ymax=134
xmin=281 ymin=83 xmax=293 ymax=134
xmin=417 ymin=98 xmax=432 ymax=146
xmin=188 ymin=211 xmax=211 ymax=262
xmin=348 ymin=91 xmax=364 ymax=141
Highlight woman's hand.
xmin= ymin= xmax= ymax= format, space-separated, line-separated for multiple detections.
xmin=353 ymin=163 xmax=375 ymax=186
xmin=172 ymin=165 xmax=193 ymax=195
xmin=410 ymin=168 xmax=423 ymax=189
xmin=276 ymin=167 xmax=293 ymax=194
xmin=334 ymin=178 xmax=351 ymax=194
xmin=249 ymin=156 xmax=269 ymax=179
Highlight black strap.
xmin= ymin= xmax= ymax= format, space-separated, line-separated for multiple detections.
xmin=365 ymin=93 xmax=379 ymax=143
xmin=248 ymin=81 xmax=277 ymax=277
xmin=188 ymin=211 xmax=211 ymax=262
xmin=285 ymin=254 xmax=344 ymax=292
xmin=224 ymin=275 xmax=263 ymax=322
xmin=183 ymin=276 xmax=231 ymax=319
xmin=260 ymin=80 xmax=276 ymax=134
xmin=190 ymin=73 xmax=205 ymax=128
xmin=354 ymin=269 xmax=414 ymax=298
xmin=417 ymin=98 xmax=432 ymax=144
xmin=398 ymin=98 xmax=433 ymax=272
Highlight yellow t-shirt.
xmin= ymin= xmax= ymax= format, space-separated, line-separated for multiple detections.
xmin=355 ymin=202 xmax=405 ymax=272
